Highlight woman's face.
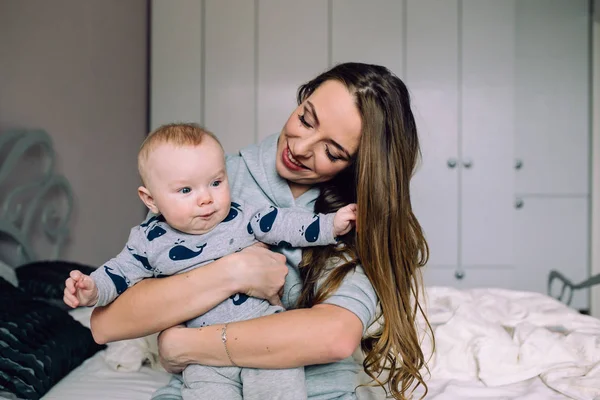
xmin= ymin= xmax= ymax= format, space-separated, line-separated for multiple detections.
xmin=276 ymin=80 xmax=362 ymax=193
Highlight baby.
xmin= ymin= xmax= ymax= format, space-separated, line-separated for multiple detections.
xmin=63 ymin=123 xmax=356 ymax=400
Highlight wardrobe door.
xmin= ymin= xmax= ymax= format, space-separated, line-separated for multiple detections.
xmin=512 ymin=0 xmax=591 ymax=310
xmin=406 ymin=0 xmax=460 ymax=271
xmin=257 ymin=0 xmax=329 ymax=142
xmin=204 ymin=0 xmax=256 ymax=153
xmin=460 ymin=0 xmax=516 ymax=270
xmin=514 ymin=0 xmax=590 ymax=196
xmin=513 ymin=198 xmax=589 ymax=310
xmin=331 ymin=0 xmax=404 ymax=77
xmin=151 ymin=0 xmax=203 ymax=129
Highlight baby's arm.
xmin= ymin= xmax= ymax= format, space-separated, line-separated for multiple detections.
xmin=68 ymin=226 xmax=155 ymax=308
xmin=249 ymin=205 xmax=341 ymax=248
xmin=332 ymin=203 xmax=357 ymax=237
xmin=64 ymin=270 xmax=98 ymax=308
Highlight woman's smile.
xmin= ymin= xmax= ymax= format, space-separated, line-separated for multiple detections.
xmin=282 ymin=145 xmax=308 ymax=171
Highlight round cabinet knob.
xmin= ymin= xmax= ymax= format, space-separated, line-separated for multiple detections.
xmin=515 ymin=159 xmax=523 ymax=170
xmin=515 ymin=198 xmax=524 ymax=209
xmin=462 ymin=159 xmax=473 ymax=169
xmin=454 ymin=270 xmax=465 ymax=280
xmin=447 ymin=158 xmax=457 ymax=168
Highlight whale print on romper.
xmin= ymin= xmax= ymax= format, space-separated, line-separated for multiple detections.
xmin=230 ymin=293 xmax=249 ymax=305
xmin=258 ymin=206 xmax=278 ymax=232
xmin=169 ymin=241 xmax=208 ymax=261
xmin=304 ymin=215 xmax=321 ymax=243
xmin=277 ymin=240 xmax=292 ymax=249
xmin=141 ymin=214 xmax=167 ymax=241
xmin=103 ymin=266 xmax=130 ymax=294
xmin=127 ymin=246 xmax=153 ymax=271
xmin=223 ymin=202 xmax=242 ymax=222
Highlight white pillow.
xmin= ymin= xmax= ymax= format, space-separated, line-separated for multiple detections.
xmin=104 ymin=334 xmax=164 ymax=372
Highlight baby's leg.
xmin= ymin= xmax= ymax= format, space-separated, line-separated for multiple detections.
xmin=235 ymin=304 xmax=307 ymax=399
xmin=241 ymin=366 xmax=307 ymax=400
xmin=182 ymin=364 xmax=242 ymax=400
xmin=151 ymin=374 xmax=183 ymax=400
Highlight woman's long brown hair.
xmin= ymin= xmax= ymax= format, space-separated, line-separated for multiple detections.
xmin=296 ymin=63 xmax=432 ymax=399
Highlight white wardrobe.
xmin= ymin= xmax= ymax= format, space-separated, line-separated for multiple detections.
xmin=151 ymin=0 xmax=592 ymax=309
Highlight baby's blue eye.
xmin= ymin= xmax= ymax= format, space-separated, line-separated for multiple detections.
xmin=211 ymin=180 xmax=221 ymax=187
xmin=180 ymin=187 xmax=191 ymax=194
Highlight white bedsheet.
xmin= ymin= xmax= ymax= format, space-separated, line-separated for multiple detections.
xmin=41 ymin=307 xmax=170 ymax=400
xmin=41 ymin=351 xmax=171 ymax=400
xmin=41 ymin=287 xmax=600 ymax=400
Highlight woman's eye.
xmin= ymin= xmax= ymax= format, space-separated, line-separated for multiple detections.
xmin=179 ymin=187 xmax=191 ymax=194
xmin=325 ymin=146 xmax=342 ymax=162
xmin=298 ymin=114 xmax=313 ymax=129
xmin=211 ymin=180 xmax=221 ymax=187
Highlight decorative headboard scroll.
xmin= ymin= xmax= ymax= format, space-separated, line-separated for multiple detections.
xmin=0 ymin=130 xmax=73 ymax=267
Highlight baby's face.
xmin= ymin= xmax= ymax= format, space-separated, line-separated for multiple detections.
xmin=145 ymin=139 xmax=231 ymax=235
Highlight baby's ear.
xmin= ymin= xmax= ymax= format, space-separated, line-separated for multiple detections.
xmin=138 ymin=186 xmax=159 ymax=214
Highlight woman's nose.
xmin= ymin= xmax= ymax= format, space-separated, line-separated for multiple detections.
xmin=293 ymin=137 xmax=316 ymax=159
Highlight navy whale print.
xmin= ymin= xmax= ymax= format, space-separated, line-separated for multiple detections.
xmin=229 ymin=293 xmax=249 ymax=306
xmin=305 ymin=215 xmax=320 ymax=243
xmin=140 ymin=214 xmax=165 ymax=227
xmin=127 ymin=246 xmax=152 ymax=271
xmin=104 ymin=266 xmax=128 ymax=294
xmin=259 ymin=207 xmax=278 ymax=232
xmin=141 ymin=214 xmax=167 ymax=241
xmin=223 ymin=202 xmax=242 ymax=223
xmin=247 ymin=221 xmax=253 ymax=235
xmin=169 ymin=243 xmax=207 ymax=261
xmin=147 ymin=225 xmax=166 ymax=241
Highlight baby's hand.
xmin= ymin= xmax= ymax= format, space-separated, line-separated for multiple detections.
xmin=333 ymin=203 xmax=357 ymax=237
xmin=63 ymin=270 xmax=99 ymax=308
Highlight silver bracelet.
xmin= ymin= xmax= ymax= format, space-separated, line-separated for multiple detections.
xmin=221 ymin=323 xmax=238 ymax=367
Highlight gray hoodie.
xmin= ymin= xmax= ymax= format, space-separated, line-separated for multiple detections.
xmin=231 ymin=134 xmax=378 ymax=398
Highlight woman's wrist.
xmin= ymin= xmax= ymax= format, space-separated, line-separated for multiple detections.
xmin=169 ymin=325 xmax=229 ymax=367
xmin=222 ymin=252 xmax=246 ymax=294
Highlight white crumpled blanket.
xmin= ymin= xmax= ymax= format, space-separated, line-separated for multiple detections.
xmin=420 ymin=287 xmax=600 ymax=400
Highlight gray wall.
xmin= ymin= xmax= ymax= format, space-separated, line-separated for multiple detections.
xmin=592 ymin=7 xmax=600 ymax=318
xmin=0 ymin=0 xmax=148 ymax=266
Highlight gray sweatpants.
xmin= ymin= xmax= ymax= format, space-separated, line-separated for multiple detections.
xmin=181 ymin=364 xmax=306 ymax=400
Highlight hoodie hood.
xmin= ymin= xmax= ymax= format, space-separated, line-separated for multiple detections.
xmin=239 ymin=133 xmax=320 ymax=210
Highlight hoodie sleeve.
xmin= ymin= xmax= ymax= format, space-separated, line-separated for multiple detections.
xmin=321 ymin=262 xmax=378 ymax=335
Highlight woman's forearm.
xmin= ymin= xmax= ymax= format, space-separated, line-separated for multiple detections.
xmin=177 ymin=304 xmax=363 ymax=369
xmin=90 ymin=257 xmax=238 ymax=344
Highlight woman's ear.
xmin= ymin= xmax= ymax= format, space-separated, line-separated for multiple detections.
xmin=138 ymin=186 xmax=159 ymax=214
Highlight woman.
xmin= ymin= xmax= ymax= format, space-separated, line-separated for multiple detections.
xmin=90 ymin=62 xmax=431 ymax=399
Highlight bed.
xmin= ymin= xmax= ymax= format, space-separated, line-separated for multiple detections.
xmin=1 ymin=129 xmax=599 ymax=400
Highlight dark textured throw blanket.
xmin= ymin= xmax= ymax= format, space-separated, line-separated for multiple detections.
xmin=0 ymin=277 xmax=104 ymax=400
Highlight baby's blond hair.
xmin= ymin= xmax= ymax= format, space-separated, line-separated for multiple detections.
xmin=138 ymin=123 xmax=221 ymax=185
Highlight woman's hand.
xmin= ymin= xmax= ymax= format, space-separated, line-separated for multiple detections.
xmin=157 ymin=324 xmax=192 ymax=373
xmin=230 ymin=243 xmax=288 ymax=307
